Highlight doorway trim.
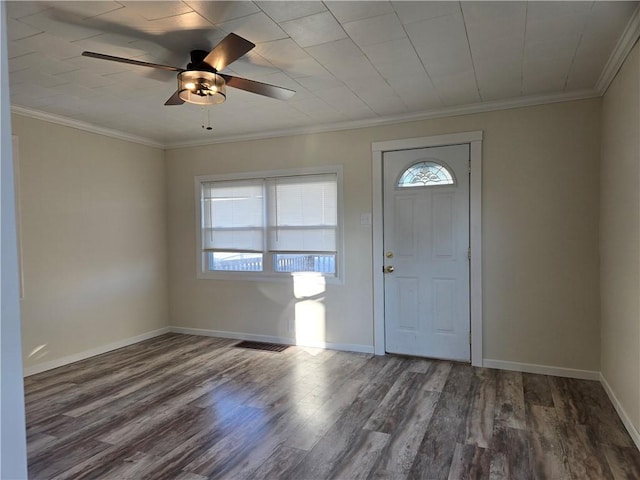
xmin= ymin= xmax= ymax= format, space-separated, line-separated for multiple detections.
xmin=371 ymin=131 xmax=483 ymax=367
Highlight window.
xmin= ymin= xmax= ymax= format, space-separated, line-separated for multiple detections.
xmin=197 ymin=168 xmax=341 ymax=280
xmin=397 ymin=160 xmax=455 ymax=187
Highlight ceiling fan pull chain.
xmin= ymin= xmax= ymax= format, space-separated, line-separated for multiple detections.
xmin=201 ymin=107 xmax=213 ymax=131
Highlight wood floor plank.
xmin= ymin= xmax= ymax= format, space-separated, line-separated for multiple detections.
xmin=408 ymin=363 xmax=475 ymax=479
xmin=246 ymin=445 xmax=306 ymax=480
xmin=603 ymin=444 xmax=640 ymax=480
xmin=174 ymin=472 xmax=209 ymax=480
xmin=371 ymin=469 xmax=408 ymax=480
xmin=284 ymin=378 xmax=366 ymax=452
xmin=27 ymin=333 xmax=199 ymax=388
xmin=324 ymin=429 xmax=390 ymax=480
xmin=552 ymin=377 xmax=632 ymax=448
xmin=523 ymin=372 xmax=554 ymax=408
xmin=550 ymin=376 xmax=583 ymax=423
xmin=462 ymin=367 xmax=496 ymax=448
xmin=489 ymin=452 xmax=508 ymax=480
xmin=127 ymin=405 xmax=226 ymax=457
xmin=199 ymin=376 xmax=335 ymax=479
xmin=490 ymin=426 xmax=532 ymax=480
xmin=364 ymin=370 xmax=425 ymax=433
xmin=181 ymin=407 xmax=277 ymax=478
xmin=24 ymin=382 xmax=78 ymax=405
xmin=421 ymin=361 xmax=453 ymax=392
xmin=23 ymin=334 xmax=640 ymax=480
xmin=526 ymin=405 xmax=571 ymax=480
xmin=287 ymin=423 xmax=389 ymax=480
xmin=28 ymin=412 xmax=97 ymax=439
xmin=286 ymin=369 xmax=393 ymax=479
xmin=51 ymin=445 xmax=153 ymax=480
xmin=35 ymin=357 xmax=251 ymax=449
xmin=406 ymin=357 xmax=432 ymax=374
xmin=195 ymin=386 xmax=337 ymax=479
xmin=350 ymin=355 xmax=409 ymax=402
xmin=371 ymin=389 xmax=440 ymax=475
xmin=557 ymin=420 xmax=615 ymax=480
xmin=212 ymin=406 xmax=315 ymax=480
xmin=26 ymin=431 xmax=57 ymax=458
xmin=96 ymin=377 xmax=232 ymax=445
xmin=447 ymin=442 xmax=491 ymax=480
xmin=128 ymin=405 xmax=266 ymax=479
xmin=494 ymin=370 xmax=526 ymax=430
xmin=63 ymin=344 xmax=240 ymax=418
xmin=28 ymin=436 xmax=112 ymax=479
xmin=26 ymin=335 xmax=232 ymax=426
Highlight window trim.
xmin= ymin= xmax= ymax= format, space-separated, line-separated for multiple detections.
xmin=195 ymin=165 xmax=344 ymax=284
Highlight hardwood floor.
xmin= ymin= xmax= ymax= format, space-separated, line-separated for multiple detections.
xmin=25 ymin=333 xmax=640 ymax=479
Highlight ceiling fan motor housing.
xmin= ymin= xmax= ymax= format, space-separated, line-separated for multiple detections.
xmin=187 ymin=50 xmax=215 ymax=71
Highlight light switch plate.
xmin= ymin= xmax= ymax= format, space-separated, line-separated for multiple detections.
xmin=360 ymin=213 xmax=372 ymax=225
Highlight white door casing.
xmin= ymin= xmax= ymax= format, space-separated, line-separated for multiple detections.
xmin=383 ymin=144 xmax=470 ymax=361
xmin=372 ymin=131 xmax=483 ymax=367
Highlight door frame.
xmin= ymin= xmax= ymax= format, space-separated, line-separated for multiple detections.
xmin=371 ymin=131 xmax=483 ymax=367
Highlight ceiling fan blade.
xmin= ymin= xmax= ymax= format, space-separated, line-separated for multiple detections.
xmin=203 ymin=33 xmax=255 ymax=72
xmin=164 ymin=90 xmax=185 ymax=106
xmin=220 ymin=74 xmax=296 ymax=101
xmin=82 ymin=51 xmax=183 ymax=72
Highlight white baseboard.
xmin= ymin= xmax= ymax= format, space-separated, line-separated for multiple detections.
xmin=169 ymin=326 xmax=374 ymax=354
xmin=23 ymin=327 xmax=171 ymax=377
xmin=600 ymin=373 xmax=640 ymax=451
xmin=482 ymin=358 xmax=600 ymax=380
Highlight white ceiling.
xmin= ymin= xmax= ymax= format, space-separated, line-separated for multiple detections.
xmin=6 ymin=1 xmax=640 ymax=147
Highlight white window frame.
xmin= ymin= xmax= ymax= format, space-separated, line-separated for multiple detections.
xmin=195 ymin=165 xmax=344 ymax=283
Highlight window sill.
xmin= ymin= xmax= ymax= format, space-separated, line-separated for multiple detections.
xmin=196 ymin=270 xmax=344 ymax=286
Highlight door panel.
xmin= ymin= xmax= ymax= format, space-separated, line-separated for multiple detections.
xmin=433 ymin=193 xmax=455 ymax=258
xmin=383 ymin=144 xmax=470 ymax=361
xmin=397 ymin=277 xmax=419 ymax=331
xmin=395 ymin=197 xmax=416 ymax=256
xmin=433 ymin=278 xmax=456 ymax=332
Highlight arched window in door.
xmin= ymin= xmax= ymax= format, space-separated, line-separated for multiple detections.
xmin=397 ymin=160 xmax=456 ymax=187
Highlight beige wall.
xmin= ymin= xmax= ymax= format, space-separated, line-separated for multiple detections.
xmin=600 ymin=41 xmax=640 ymax=432
xmin=12 ymin=114 xmax=169 ymax=370
xmin=167 ymin=98 xmax=602 ymax=370
xmin=13 ymin=95 xmax=603 ymax=373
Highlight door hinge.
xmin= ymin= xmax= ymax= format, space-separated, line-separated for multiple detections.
xmin=468 ymin=247 xmax=471 ymax=261
xmin=469 ymin=331 xmax=472 ymax=344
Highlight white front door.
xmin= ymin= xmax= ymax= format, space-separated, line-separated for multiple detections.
xmin=383 ymin=144 xmax=470 ymax=361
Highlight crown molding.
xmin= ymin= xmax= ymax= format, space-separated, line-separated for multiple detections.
xmin=165 ymin=89 xmax=600 ymax=149
xmin=596 ymin=2 xmax=640 ymax=95
xmin=10 ymin=106 xmax=164 ymax=149
xmin=12 ymin=89 xmax=600 ymax=151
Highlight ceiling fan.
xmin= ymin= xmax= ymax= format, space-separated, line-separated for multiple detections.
xmin=82 ymin=33 xmax=295 ymax=106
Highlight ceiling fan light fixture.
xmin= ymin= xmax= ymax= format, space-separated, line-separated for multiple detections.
xmin=178 ymin=70 xmax=226 ymax=105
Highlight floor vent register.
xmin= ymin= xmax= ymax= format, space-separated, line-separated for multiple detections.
xmin=234 ymin=341 xmax=290 ymax=352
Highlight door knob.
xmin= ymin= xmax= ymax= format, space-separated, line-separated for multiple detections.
xmin=384 ymin=265 xmax=395 ymax=273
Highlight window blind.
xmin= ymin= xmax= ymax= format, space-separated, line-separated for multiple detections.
xmin=201 ymin=180 xmax=264 ymax=252
xmin=267 ymin=173 xmax=337 ymax=253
